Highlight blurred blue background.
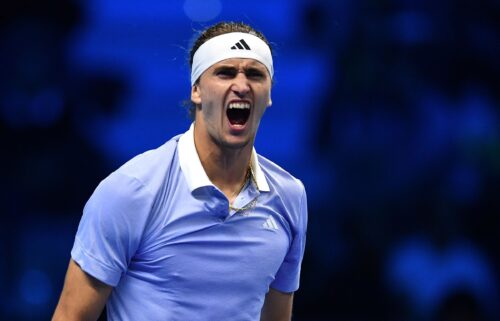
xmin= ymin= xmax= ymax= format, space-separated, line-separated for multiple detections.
xmin=1 ymin=0 xmax=499 ymax=320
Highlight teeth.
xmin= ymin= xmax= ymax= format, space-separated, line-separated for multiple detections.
xmin=228 ymin=102 xmax=250 ymax=109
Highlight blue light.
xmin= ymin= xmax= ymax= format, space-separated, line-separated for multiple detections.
xmin=29 ymin=88 xmax=64 ymax=127
xmin=391 ymin=11 xmax=432 ymax=45
xmin=183 ymin=0 xmax=222 ymax=22
xmin=18 ymin=269 xmax=52 ymax=306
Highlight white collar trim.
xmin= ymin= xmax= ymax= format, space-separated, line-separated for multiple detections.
xmin=178 ymin=123 xmax=270 ymax=192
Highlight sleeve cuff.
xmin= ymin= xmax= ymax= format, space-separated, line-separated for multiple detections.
xmin=269 ymin=263 xmax=300 ymax=293
xmin=71 ymin=238 xmax=123 ymax=287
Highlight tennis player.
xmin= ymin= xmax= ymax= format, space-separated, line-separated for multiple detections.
xmin=53 ymin=21 xmax=308 ymax=321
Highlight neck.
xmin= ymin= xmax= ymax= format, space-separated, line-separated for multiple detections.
xmin=193 ymin=123 xmax=253 ymax=203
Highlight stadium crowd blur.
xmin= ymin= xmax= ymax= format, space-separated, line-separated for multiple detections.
xmin=1 ymin=0 xmax=498 ymax=320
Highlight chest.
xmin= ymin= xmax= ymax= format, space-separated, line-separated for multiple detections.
xmin=127 ymin=192 xmax=292 ymax=292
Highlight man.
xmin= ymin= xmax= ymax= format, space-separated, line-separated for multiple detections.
xmin=53 ymin=21 xmax=307 ymax=321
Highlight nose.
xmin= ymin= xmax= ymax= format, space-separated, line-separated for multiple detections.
xmin=231 ymin=72 xmax=250 ymax=97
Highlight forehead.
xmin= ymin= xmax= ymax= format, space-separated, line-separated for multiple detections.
xmin=209 ymin=58 xmax=268 ymax=71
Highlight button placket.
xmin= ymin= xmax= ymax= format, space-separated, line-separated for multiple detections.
xmin=230 ymin=183 xmax=260 ymax=216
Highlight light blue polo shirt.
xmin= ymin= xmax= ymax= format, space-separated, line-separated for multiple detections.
xmin=71 ymin=124 xmax=307 ymax=321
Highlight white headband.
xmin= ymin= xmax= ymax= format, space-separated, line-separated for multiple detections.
xmin=191 ymin=32 xmax=273 ymax=86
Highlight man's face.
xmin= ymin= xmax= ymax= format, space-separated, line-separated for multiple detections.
xmin=191 ymin=58 xmax=272 ymax=150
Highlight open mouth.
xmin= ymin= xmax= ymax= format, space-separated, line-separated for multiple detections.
xmin=227 ymin=102 xmax=251 ymax=126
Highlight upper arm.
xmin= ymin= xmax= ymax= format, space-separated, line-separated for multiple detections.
xmin=52 ymin=259 xmax=113 ymax=321
xmin=269 ymin=185 xmax=308 ymax=293
xmin=260 ymin=288 xmax=294 ymax=321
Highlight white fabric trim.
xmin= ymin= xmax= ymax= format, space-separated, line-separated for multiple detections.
xmin=178 ymin=124 xmax=212 ymax=191
xmin=191 ymin=32 xmax=273 ymax=86
xmin=178 ymin=123 xmax=270 ymax=192
xmin=250 ymin=146 xmax=270 ymax=192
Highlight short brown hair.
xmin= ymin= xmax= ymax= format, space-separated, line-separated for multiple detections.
xmin=186 ymin=21 xmax=272 ymax=120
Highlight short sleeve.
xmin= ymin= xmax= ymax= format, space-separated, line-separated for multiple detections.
xmin=270 ymin=185 xmax=308 ymax=293
xmin=71 ymin=172 xmax=154 ymax=286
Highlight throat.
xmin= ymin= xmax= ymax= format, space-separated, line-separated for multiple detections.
xmin=222 ymin=166 xmax=252 ymax=204
xmin=227 ymin=108 xmax=250 ymax=125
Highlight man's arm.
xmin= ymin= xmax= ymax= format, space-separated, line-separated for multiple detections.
xmin=52 ymin=259 xmax=113 ymax=321
xmin=260 ymin=288 xmax=294 ymax=321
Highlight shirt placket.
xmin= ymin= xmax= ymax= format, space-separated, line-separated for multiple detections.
xmin=228 ymin=181 xmax=260 ymax=217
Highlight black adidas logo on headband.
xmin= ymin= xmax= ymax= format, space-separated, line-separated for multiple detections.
xmin=231 ymin=39 xmax=251 ymax=50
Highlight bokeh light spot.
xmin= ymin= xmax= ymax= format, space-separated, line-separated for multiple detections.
xmin=18 ymin=269 xmax=52 ymax=306
xmin=183 ymin=0 xmax=222 ymax=22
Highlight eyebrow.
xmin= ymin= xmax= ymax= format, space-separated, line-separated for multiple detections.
xmin=214 ymin=65 xmax=238 ymax=70
xmin=214 ymin=64 xmax=267 ymax=72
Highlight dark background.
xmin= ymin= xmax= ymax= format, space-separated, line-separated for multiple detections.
xmin=1 ymin=0 xmax=499 ymax=320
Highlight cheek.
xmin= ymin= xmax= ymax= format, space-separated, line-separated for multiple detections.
xmin=254 ymin=104 xmax=269 ymax=121
xmin=257 ymin=89 xmax=271 ymax=107
xmin=200 ymin=95 xmax=223 ymax=122
xmin=201 ymin=87 xmax=225 ymax=107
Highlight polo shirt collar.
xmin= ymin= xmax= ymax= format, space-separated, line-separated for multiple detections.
xmin=178 ymin=123 xmax=270 ymax=193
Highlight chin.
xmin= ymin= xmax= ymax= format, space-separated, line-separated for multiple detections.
xmin=218 ymin=136 xmax=252 ymax=150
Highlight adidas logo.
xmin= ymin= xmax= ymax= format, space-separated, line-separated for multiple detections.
xmin=231 ymin=39 xmax=251 ymax=50
xmin=262 ymin=215 xmax=279 ymax=230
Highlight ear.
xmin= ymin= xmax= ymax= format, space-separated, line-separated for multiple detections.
xmin=191 ymin=84 xmax=202 ymax=105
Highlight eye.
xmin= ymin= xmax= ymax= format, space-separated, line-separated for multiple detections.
xmin=245 ymin=69 xmax=266 ymax=80
xmin=216 ymin=68 xmax=237 ymax=78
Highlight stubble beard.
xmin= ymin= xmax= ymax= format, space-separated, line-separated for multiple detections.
xmin=209 ymin=130 xmax=253 ymax=151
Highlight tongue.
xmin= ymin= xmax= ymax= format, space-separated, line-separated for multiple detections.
xmin=227 ymin=108 xmax=250 ymax=125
